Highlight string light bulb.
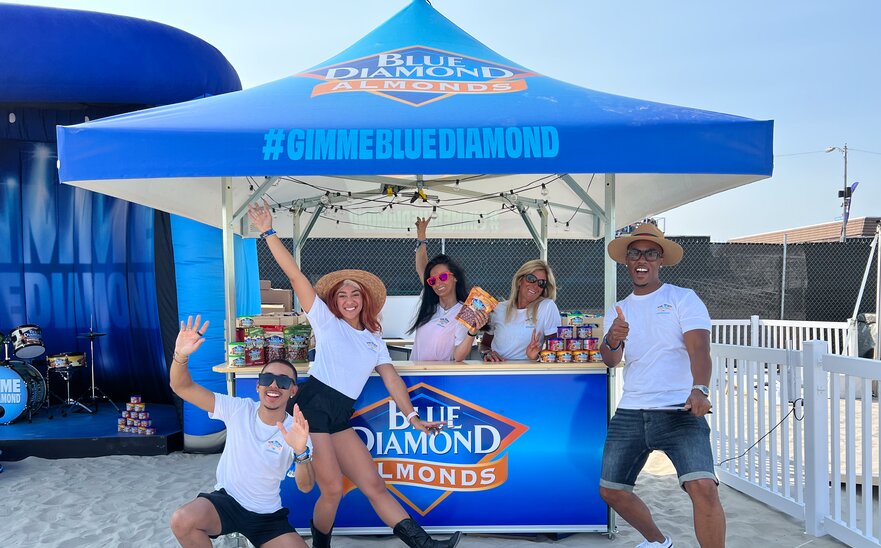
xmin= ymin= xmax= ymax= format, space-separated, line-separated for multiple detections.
xmin=541 ymin=183 xmax=548 ymax=196
xmin=430 ymin=206 xmax=438 ymax=220
xmin=565 ymin=222 xmax=571 ymax=232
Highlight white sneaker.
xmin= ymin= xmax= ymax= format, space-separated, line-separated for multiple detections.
xmin=635 ymin=535 xmax=673 ymax=548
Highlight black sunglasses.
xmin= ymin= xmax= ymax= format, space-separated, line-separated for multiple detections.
xmin=626 ymin=248 xmax=663 ymax=262
xmin=258 ymin=373 xmax=294 ymax=390
xmin=523 ymin=273 xmax=548 ymax=289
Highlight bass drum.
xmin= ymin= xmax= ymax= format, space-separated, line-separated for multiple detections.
xmin=0 ymin=361 xmax=47 ymax=424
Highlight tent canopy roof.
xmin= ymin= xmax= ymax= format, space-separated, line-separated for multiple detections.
xmin=57 ymin=0 xmax=773 ymax=239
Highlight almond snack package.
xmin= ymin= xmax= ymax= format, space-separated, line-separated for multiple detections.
xmin=455 ymin=286 xmax=499 ymax=331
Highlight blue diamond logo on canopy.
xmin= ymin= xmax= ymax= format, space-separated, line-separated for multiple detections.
xmin=298 ymin=46 xmax=536 ymax=107
xmin=347 ymin=383 xmax=528 ymax=515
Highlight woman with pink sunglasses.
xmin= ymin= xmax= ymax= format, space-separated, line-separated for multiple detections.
xmin=410 ymin=217 xmax=487 ymax=362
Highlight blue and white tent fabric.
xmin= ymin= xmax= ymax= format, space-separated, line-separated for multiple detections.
xmin=56 ymin=0 xmax=773 ymax=240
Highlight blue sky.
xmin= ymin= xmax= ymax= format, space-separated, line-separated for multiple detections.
xmin=19 ymin=0 xmax=881 ymax=241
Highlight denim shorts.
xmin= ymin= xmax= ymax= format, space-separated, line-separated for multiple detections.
xmin=600 ymin=407 xmax=718 ymax=491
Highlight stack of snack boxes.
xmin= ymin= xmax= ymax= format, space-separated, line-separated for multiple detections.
xmin=538 ymin=312 xmax=604 ymax=364
xmin=117 ymin=395 xmax=156 ymax=435
xmin=228 ymin=314 xmax=312 ymax=367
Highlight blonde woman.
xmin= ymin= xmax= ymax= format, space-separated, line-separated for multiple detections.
xmin=479 ymin=260 xmax=562 ymax=362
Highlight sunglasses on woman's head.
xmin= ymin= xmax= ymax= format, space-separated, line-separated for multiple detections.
xmin=523 ymin=273 xmax=548 ymax=289
xmin=426 ymin=272 xmax=452 ymax=286
xmin=258 ymin=373 xmax=294 ymax=390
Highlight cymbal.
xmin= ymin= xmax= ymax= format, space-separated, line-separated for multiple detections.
xmin=77 ymin=331 xmax=107 ymax=339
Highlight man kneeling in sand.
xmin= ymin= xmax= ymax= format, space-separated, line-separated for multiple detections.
xmin=169 ymin=315 xmax=315 ymax=547
xmin=599 ymin=224 xmax=725 ymax=547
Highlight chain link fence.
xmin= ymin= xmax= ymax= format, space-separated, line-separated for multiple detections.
xmin=257 ymin=237 xmax=878 ymax=322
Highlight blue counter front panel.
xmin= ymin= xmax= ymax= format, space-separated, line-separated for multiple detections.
xmin=236 ymin=371 xmax=607 ymax=532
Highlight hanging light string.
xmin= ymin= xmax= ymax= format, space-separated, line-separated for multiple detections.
xmin=253 ymin=173 xmax=595 ymax=231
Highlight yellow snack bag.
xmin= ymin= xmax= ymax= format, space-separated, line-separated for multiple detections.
xmin=455 ymin=286 xmax=499 ymax=331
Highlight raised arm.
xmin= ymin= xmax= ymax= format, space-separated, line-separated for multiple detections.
xmin=601 ymin=306 xmax=628 ymax=367
xmin=414 ymin=217 xmax=430 ymax=281
xmin=248 ymin=199 xmax=316 ymax=313
xmin=169 ymin=315 xmax=215 ymax=413
xmin=278 ymin=404 xmax=315 ymax=493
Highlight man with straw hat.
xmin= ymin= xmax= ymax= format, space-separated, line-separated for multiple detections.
xmin=599 ymin=222 xmax=725 ymax=548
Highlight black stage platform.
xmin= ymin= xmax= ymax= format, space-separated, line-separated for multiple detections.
xmin=0 ymin=403 xmax=182 ymax=461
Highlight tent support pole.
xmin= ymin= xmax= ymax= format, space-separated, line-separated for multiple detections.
xmin=290 ymin=203 xmax=326 ymax=313
xmin=517 ymin=206 xmax=546 ymax=259
xmin=603 ymin=173 xmax=617 ymax=537
xmin=291 ymin=208 xmax=303 ymax=312
xmin=539 ymin=206 xmax=548 ymax=262
xmin=221 ymin=177 xmax=237 ymax=396
xmin=296 ymin=203 xmax=326 ymax=252
xmin=233 ymin=176 xmax=279 ymax=224
xmin=560 ymin=174 xmax=606 ymax=224
xmin=293 ymin=203 xmax=326 ymax=313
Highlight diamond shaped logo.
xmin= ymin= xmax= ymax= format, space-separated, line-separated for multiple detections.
xmin=298 ymin=46 xmax=537 ymax=107
xmin=347 ymin=382 xmax=528 ymax=515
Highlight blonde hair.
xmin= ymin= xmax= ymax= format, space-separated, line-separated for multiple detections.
xmin=505 ymin=259 xmax=557 ymax=324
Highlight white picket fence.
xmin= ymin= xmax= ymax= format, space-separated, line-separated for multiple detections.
xmin=711 ymin=316 xmax=855 ymax=356
xmin=711 ymin=341 xmax=881 ymax=547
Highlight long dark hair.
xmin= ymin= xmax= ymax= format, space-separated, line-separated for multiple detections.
xmin=408 ymin=254 xmax=468 ymax=333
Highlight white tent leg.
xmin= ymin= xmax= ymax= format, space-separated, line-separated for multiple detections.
xmin=221 ymin=176 xmax=237 ymax=396
xmin=291 ymin=208 xmax=302 ymax=312
xmin=603 ymin=172 xmax=617 ymax=537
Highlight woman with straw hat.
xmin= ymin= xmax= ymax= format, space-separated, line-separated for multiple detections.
xmin=249 ymin=201 xmax=462 ymax=548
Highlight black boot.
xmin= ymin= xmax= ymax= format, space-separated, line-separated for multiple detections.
xmin=310 ymin=519 xmax=333 ymax=548
xmin=393 ymin=517 xmax=462 ymax=548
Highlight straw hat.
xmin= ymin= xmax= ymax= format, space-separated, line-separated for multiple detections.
xmin=607 ymin=223 xmax=684 ymax=266
xmin=314 ymin=269 xmax=387 ymax=309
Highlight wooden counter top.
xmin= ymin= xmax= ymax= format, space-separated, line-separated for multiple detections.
xmin=213 ymin=360 xmax=607 ymax=375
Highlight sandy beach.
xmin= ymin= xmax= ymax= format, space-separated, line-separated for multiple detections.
xmin=0 ymin=451 xmax=845 ymax=548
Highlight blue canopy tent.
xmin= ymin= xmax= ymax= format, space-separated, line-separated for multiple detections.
xmin=56 ymin=0 xmax=773 ymax=386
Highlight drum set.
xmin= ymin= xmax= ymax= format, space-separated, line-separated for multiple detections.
xmin=0 ymin=324 xmax=112 ymax=425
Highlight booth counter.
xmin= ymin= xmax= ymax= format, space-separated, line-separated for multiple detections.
xmin=213 ymin=361 xmax=609 ymax=534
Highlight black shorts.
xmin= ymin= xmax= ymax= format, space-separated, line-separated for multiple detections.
xmin=295 ymin=377 xmax=356 ymax=434
xmin=197 ymin=488 xmax=295 ymax=546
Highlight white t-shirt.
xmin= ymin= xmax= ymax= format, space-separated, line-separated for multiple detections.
xmin=487 ymin=299 xmax=561 ymax=360
xmin=411 ymin=302 xmax=469 ymax=361
xmin=209 ymin=393 xmax=311 ymax=514
xmin=306 ymin=297 xmax=393 ymax=399
xmin=603 ymin=283 xmax=711 ymax=409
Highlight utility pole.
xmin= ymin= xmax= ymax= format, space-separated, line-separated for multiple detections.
xmin=825 ymin=144 xmax=850 ymax=242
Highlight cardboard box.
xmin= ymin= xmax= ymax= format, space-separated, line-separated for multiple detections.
xmin=251 ymin=314 xmax=308 ymax=327
xmin=261 ymin=304 xmax=286 ymax=316
xmin=261 ymin=287 xmax=292 ymax=312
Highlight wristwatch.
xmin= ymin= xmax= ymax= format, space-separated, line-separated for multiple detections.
xmin=293 ymin=447 xmax=312 ymax=464
xmin=692 ymin=384 xmax=710 ymax=397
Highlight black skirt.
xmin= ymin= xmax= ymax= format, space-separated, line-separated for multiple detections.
xmin=292 ymin=377 xmax=357 ymax=434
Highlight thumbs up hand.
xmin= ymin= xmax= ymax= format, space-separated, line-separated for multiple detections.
xmin=606 ymin=305 xmax=629 ymax=349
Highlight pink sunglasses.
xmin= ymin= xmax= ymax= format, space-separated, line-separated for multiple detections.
xmin=426 ymin=272 xmax=452 ymax=286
